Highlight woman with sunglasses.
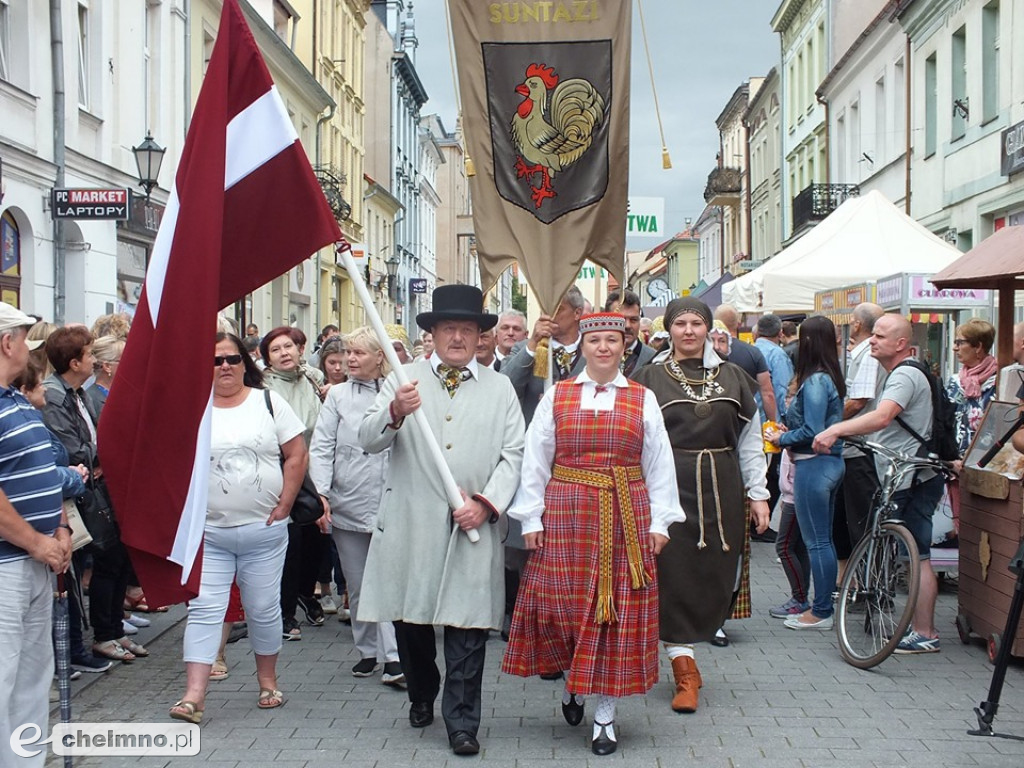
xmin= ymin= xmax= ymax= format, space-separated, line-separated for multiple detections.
xmin=169 ymin=333 xmax=309 ymax=723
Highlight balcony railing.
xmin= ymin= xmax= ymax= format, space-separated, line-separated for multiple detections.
xmin=704 ymin=166 xmax=742 ymax=206
xmin=791 ymin=183 xmax=859 ymax=232
xmin=314 ymin=165 xmax=352 ymax=222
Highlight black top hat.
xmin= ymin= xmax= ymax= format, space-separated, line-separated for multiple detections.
xmin=416 ymin=285 xmax=498 ymax=333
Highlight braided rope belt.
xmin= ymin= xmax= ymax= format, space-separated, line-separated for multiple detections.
xmin=678 ymin=447 xmax=734 ymax=552
xmin=551 ymin=463 xmax=650 ymax=625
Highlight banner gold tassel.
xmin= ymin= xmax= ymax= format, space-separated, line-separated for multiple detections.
xmin=638 ymin=0 xmax=671 ymax=171
xmin=533 ymin=338 xmax=550 ymax=379
xmin=465 ymin=153 xmax=476 ymax=177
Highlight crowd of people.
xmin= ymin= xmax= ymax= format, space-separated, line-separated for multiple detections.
xmin=3 ymin=287 xmax=1024 ymax=764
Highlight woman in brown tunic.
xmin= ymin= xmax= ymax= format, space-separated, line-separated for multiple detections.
xmin=632 ymin=297 xmax=770 ymax=714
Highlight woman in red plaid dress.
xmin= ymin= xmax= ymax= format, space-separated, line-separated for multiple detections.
xmin=502 ymin=313 xmax=684 ymax=756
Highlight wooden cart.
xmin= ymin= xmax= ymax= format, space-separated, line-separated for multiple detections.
xmin=957 ymin=467 xmax=1024 ymax=662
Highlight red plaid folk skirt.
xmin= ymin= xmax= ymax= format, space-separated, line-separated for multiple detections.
xmin=729 ymin=500 xmax=752 ymax=620
xmin=502 ymin=382 xmax=659 ymax=697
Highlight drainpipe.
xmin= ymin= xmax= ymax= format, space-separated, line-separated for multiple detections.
xmin=743 ymin=120 xmax=753 ymax=258
xmin=904 ymin=34 xmax=912 ymax=214
xmin=50 ymin=0 xmax=66 ymax=324
xmin=183 ymin=0 xmax=191 ymax=137
xmin=816 ymin=90 xmax=830 ymax=184
xmin=315 ymin=103 xmax=336 ymax=333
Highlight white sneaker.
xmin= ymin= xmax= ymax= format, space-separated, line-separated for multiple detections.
xmin=125 ymin=613 xmax=151 ymax=628
xmin=338 ymin=606 xmax=351 ymax=623
xmin=122 ymin=619 xmax=139 ymax=635
xmin=320 ymin=595 xmax=339 ymax=615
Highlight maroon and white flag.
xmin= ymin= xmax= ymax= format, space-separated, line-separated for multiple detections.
xmin=98 ymin=0 xmax=340 ymax=606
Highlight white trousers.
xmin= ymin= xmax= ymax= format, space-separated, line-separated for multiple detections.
xmin=331 ymin=528 xmax=398 ymax=663
xmin=183 ymin=521 xmax=288 ymax=664
xmin=0 ymin=558 xmax=54 ymax=768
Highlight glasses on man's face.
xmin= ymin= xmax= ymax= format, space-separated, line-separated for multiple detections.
xmin=214 ymin=354 xmax=244 ymax=366
xmin=952 ymin=339 xmax=969 ymax=347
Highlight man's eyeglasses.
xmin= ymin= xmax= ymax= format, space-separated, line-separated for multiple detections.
xmin=214 ymin=354 xmax=244 ymax=366
xmin=952 ymin=339 xmax=969 ymax=347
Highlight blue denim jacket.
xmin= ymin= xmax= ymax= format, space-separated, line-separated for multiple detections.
xmin=778 ymin=372 xmax=844 ymax=456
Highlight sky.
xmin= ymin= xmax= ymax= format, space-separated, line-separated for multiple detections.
xmin=411 ymin=0 xmax=781 ymax=250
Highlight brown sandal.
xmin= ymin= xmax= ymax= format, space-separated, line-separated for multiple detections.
xmin=210 ymin=657 xmax=229 ymax=681
xmin=118 ymin=637 xmax=149 ymax=657
xmin=257 ymin=688 xmax=285 ymax=709
xmin=92 ymin=640 xmax=135 ymax=662
xmin=169 ymin=700 xmax=203 ymax=724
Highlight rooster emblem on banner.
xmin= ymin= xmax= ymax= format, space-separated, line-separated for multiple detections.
xmin=510 ymin=63 xmax=606 ymax=210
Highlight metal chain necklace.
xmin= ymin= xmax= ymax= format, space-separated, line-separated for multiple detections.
xmin=665 ymin=359 xmax=725 ymax=418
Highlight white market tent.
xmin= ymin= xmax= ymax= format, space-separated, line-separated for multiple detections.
xmin=721 ymin=190 xmax=962 ymax=312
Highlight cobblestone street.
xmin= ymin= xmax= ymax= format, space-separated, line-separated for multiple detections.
xmin=47 ymin=541 xmax=1024 ymax=767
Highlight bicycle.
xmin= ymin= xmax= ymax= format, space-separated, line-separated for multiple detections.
xmin=835 ymin=437 xmax=955 ymax=669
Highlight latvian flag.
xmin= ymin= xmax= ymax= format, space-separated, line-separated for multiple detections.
xmin=97 ymin=0 xmax=341 ymax=606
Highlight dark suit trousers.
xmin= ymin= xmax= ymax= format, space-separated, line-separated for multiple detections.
xmin=394 ymin=621 xmax=488 ymax=737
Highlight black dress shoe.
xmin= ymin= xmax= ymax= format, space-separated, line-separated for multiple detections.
xmin=449 ymin=731 xmax=480 ymax=755
xmin=409 ymin=701 xmax=433 ymax=728
xmin=539 ymin=670 xmax=564 ymax=680
xmin=710 ymin=628 xmax=730 ymax=647
xmin=562 ymin=695 xmax=584 ymax=726
xmin=591 ymin=722 xmax=617 ymax=756
xmin=750 ymin=527 xmax=778 ymax=543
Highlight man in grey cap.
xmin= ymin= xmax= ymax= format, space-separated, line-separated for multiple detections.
xmin=0 ymin=303 xmax=71 ymax=764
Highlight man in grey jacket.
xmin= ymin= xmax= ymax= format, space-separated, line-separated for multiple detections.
xmin=358 ymin=285 xmax=525 ymax=756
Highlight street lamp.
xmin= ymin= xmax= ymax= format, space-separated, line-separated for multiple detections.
xmin=385 ymin=252 xmax=400 ymax=297
xmin=132 ymin=131 xmax=166 ymax=201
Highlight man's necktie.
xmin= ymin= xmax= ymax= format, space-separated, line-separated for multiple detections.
xmin=438 ymin=364 xmax=469 ymax=398
xmin=554 ymin=347 xmax=573 ymax=379
xmin=620 ymin=346 xmax=639 ymax=376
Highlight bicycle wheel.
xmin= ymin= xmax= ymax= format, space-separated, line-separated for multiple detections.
xmin=836 ymin=522 xmax=920 ymax=669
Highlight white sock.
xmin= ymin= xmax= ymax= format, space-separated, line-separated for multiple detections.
xmin=593 ymin=695 xmax=616 ymax=732
xmin=664 ymin=643 xmax=695 ymax=660
xmin=561 ymin=682 xmax=582 ymax=707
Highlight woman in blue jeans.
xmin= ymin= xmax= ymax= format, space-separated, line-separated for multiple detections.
xmin=766 ymin=316 xmax=845 ymax=630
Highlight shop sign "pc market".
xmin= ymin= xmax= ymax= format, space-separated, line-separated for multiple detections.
xmin=52 ymin=188 xmax=130 ymax=220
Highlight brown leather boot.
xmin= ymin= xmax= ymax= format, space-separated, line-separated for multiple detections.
xmin=670 ymin=655 xmax=701 ymax=713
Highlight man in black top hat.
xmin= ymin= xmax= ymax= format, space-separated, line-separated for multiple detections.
xmin=358 ymin=285 xmax=525 ymax=757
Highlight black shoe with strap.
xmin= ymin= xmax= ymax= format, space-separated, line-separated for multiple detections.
xmin=592 ymin=722 xmax=617 ymax=756
xmin=562 ymin=694 xmax=584 ymax=726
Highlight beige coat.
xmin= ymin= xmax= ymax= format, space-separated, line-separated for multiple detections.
xmin=357 ymin=360 xmax=525 ymax=629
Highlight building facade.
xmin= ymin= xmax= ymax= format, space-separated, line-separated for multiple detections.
xmin=819 ymin=1 xmax=908 ymax=208
xmin=371 ymin=0 xmax=427 ymax=338
xmin=773 ymin=0 xmax=830 ymax=241
xmin=898 ymin=0 xmax=1024 ymax=254
xmin=745 ymin=68 xmax=784 ymax=264
xmin=695 ymin=204 xmax=724 ymax=285
xmin=1 ymin=0 xmax=188 ymax=324
xmin=708 ymin=80 xmax=763 ymax=274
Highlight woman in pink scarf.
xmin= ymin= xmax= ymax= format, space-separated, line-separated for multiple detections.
xmin=946 ymin=318 xmax=999 ymax=456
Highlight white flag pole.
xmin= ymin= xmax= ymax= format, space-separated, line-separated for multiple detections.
xmin=336 ymin=242 xmax=480 ymax=543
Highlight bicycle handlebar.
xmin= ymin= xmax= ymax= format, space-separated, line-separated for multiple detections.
xmin=844 ymin=435 xmax=956 ymax=476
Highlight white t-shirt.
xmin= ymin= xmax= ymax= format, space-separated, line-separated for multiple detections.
xmin=207 ymin=388 xmax=305 ymax=527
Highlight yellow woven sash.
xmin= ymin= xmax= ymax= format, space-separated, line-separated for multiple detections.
xmin=551 ymin=463 xmax=650 ymax=625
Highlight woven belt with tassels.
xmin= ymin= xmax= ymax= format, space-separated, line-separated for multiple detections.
xmin=677 ymin=447 xmax=734 ymax=552
xmin=551 ymin=463 xmax=650 ymax=625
